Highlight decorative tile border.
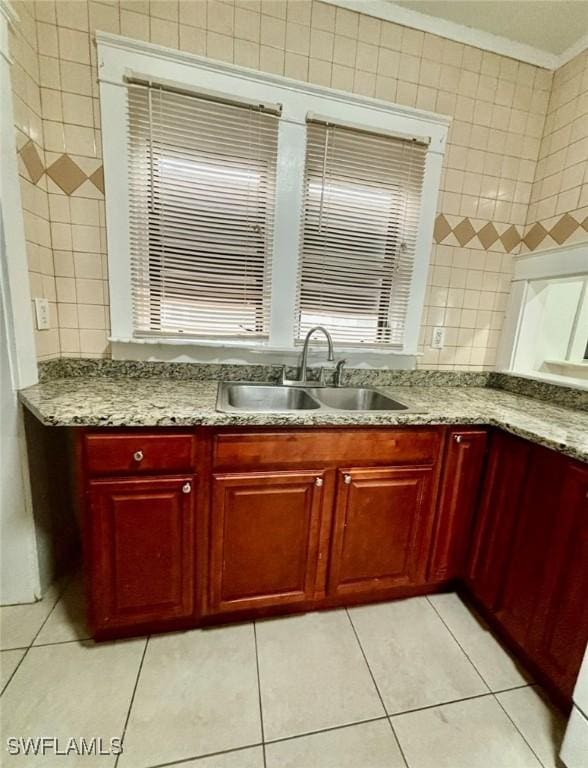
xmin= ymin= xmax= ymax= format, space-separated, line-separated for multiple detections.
xmin=522 ymin=209 xmax=588 ymax=252
xmin=434 ymin=214 xmax=523 ymax=252
xmin=434 ymin=209 xmax=588 ymax=252
xmin=18 ymin=140 xmax=104 ymax=195
xmin=18 ymin=138 xmax=587 ymax=254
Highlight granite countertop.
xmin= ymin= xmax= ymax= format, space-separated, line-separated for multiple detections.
xmin=19 ymin=376 xmax=588 ymax=463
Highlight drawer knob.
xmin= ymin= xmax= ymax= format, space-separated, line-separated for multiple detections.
xmin=182 ymin=482 xmax=192 ymax=494
xmin=315 ymin=477 xmax=323 ymax=487
xmin=133 ymin=450 xmax=144 ymax=462
xmin=454 ymin=435 xmax=463 ymax=443
xmin=344 ymin=474 xmax=352 ymax=485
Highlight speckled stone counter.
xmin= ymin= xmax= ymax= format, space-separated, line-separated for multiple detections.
xmin=19 ymin=375 xmax=588 ymax=463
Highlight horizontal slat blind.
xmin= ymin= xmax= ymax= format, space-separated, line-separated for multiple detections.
xmin=127 ymin=83 xmax=279 ymax=339
xmin=295 ymin=121 xmax=427 ymax=347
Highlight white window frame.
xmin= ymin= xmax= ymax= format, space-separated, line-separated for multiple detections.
xmin=98 ymin=32 xmax=449 ymax=363
xmin=497 ymin=242 xmax=588 ymax=389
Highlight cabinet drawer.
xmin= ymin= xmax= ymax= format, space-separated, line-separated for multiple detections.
xmin=84 ymin=433 xmax=195 ymax=476
xmin=214 ymin=428 xmax=441 ymax=470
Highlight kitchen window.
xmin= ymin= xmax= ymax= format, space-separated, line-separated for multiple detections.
xmin=98 ymin=33 xmax=448 ymax=360
xmin=498 ymin=243 xmax=588 ymax=387
xmin=127 ymin=81 xmax=279 ymax=340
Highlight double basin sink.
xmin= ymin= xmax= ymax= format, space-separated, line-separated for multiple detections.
xmin=217 ymin=382 xmax=412 ymax=413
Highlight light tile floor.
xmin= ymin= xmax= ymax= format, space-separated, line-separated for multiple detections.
xmin=0 ymin=577 xmax=567 ymax=768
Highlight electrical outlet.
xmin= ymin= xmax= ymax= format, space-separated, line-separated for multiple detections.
xmin=431 ymin=326 xmax=445 ymax=349
xmin=34 ymin=298 xmax=50 ymax=330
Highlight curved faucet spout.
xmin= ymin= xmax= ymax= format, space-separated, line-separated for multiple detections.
xmin=298 ymin=326 xmax=335 ymax=384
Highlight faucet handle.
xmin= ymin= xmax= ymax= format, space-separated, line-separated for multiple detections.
xmin=271 ymin=364 xmax=286 ymax=384
xmin=335 ymin=359 xmax=347 ymax=387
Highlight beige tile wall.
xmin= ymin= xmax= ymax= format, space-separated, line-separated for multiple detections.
xmin=9 ymin=1 xmax=60 ymax=360
xmin=523 ymin=48 xmax=588 ymax=252
xmin=8 ymin=1 xmax=584 ymax=369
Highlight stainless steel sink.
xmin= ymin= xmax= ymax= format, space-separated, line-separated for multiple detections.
xmin=308 ymin=387 xmax=409 ymax=411
xmin=217 ymin=382 xmax=413 ymax=413
xmin=219 ymin=383 xmax=320 ymax=412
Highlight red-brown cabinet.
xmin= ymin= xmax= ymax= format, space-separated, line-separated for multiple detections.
xmin=87 ymin=475 xmax=195 ymax=633
xmin=466 ymin=431 xmax=532 ymax=609
xmin=75 ymin=424 xmax=588 ymax=706
xmin=209 ymin=470 xmax=326 ymax=614
xmin=428 ymin=429 xmax=487 ymax=582
xmin=328 ymin=465 xmax=436 ymax=597
xmin=527 ymin=460 xmax=588 ymax=699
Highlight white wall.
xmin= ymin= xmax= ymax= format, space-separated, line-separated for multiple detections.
xmin=0 ymin=0 xmax=41 ymax=604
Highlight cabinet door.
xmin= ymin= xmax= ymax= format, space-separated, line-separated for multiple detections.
xmin=527 ymin=461 xmax=588 ymax=699
xmin=209 ymin=471 xmax=325 ymax=613
xmin=328 ymin=466 xmax=435 ymax=597
xmin=495 ymin=446 xmax=567 ymax=648
xmin=428 ymin=429 xmax=487 ymax=582
xmin=466 ymin=431 xmax=531 ymax=610
xmin=88 ymin=476 xmax=195 ymax=632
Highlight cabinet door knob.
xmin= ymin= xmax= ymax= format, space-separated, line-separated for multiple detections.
xmin=344 ymin=474 xmax=352 ymax=485
xmin=133 ymin=450 xmax=144 ymax=461
xmin=454 ymin=435 xmax=463 ymax=443
xmin=182 ymin=482 xmax=192 ymax=494
xmin=315 ymin=477 xmax=323 ymax=487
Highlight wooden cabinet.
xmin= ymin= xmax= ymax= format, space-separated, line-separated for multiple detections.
xmin=527 ymin=461 xmax=588 ymax=699
xmin=428 ymin=429 xmax=487 ymax=582
xmin=466 ymin=431 xmax=532 ymax=609
xmin=75 ymin=422 xmax=587 ymax=706
xmin=495 ymin=447 xmax=567 ymax=648
xmin=87 ymin=475 xmax=195 ymax=633
xmin=328 ymin=466 xmax=436 ymax=597
xmin=209 ymin=470 xmax=326 ymax=613
xmin=466 ymin=438 xmax=588 ymax=705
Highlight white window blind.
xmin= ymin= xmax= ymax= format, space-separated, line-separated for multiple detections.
xmin=127 ymin=81 xmax=279 ymax=339
xmin=295 ymin=120 xmax=428 ymax=347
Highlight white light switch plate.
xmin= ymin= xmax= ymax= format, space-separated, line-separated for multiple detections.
xmin=431 ymin=326 xmax=445 ymax=349
xmin=34 ymin=298 xmax=50 ymax=330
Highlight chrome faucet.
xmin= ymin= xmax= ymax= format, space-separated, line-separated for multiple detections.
xmin=295 ymin=326 xmax=335 ymax=385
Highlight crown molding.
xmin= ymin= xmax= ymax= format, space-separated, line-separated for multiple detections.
xmin=322 ymin=0 xmax=587 ymax=71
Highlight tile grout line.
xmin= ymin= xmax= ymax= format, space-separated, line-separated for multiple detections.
xmin=114 ymin=635 xmax=150 ymax=768
xmin=252 ymin=621 xmax=267 ymax=768
xmin=425 ymin=597 xmax=547 ymax=766
xmin=344 ymin=608 xmax=411 ymax=768
xmin=425 ymin=595 xmax=493 ymax=692
xmin=389 ymin=689 xmax=496 ymax=718
xmin=263 ymin=714 xmax=390 ymax=746
xmin=492 ymin=691 xmax=549 ymax=768
xmin=146 ymin=742 xmax=265 ymax=768
xmin=1 ymin=573 xmax=72 ymax=697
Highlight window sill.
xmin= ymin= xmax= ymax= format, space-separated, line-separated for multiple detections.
xmin=110 ymin=338 xmax=418 ymax=370
xmin=501 ymin=367 xmax=588 ymax=391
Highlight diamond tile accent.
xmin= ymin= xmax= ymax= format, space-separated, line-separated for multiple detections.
xmin=523 ymin=223 xmax=549 ymax=251
xmin=20 ymin=140 xmax=45 ymax=184
xmin=453 ymin=218 xmax=476 ymax=247
xmin=550 ymin=213 xmax=579 ymax=245
xmin=582 ymin=216 xmax=588 ymax=232
xmin=46 ymin=155 xmax=87 ymax=195
xmin=89 ymin=166 xmax=104 ymax=194
xmin=476 ymin=222 xmax=499 ymax=250
xmin=433 ymin=214 xmax=452 ymax=244
xmin=500 ymin=225 xmax=521 ymax=253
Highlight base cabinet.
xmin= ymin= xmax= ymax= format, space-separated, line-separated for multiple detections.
xmin=466 ymin=431 xmax=532 ymax=609
xmin=467 ymin=437 xmax=588 ymax=703
xmin=87 ymin=475 xmax=195 ymax=632
xmin=76 ymin=425 xmax=588 ymax=706
xmin=527 ymin=461 xmax=588 ymax=699
xmin=209 ymin=470 xmax=326 ymax=614
xmin=428 ymin=429 xmax=487 ymax=582
xmin=328 ymin=466 xmax=435 ymax=597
